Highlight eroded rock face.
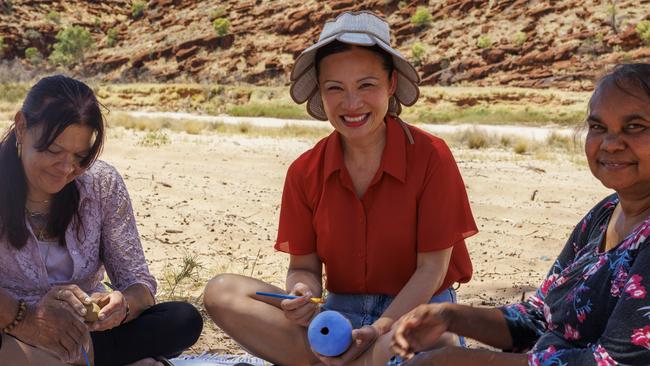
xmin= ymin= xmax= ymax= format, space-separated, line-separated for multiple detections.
xmin=0 ymin=0 xmax=648 ymax=90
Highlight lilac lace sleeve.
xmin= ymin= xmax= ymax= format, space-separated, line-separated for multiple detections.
xmin=96 ymin=162 xmax=157 ymax=296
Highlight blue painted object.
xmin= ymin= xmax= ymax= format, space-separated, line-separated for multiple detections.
xmin=307 ymin=311 xmax=353 ymax=357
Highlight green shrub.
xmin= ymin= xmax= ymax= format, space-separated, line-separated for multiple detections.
xmin=637 ymin=20 xmax=650 ymax=45
xmin=0 ymin=36 xmax=4 ymax=57
xmin=411 ymin=7 xmax=432 ymax=27
xmin=25 ymin=29 xmax=41 ymax=40
xmin=106 ymin=28 xmax=118 ymax=47
xmin=49 ymin=26 xmax=94 ymax=67
xmin=46 ymin=11 xmax=61 ymax=24
xmin=477 ymin=35 xmax=493 ymax=49
xmin=595 ymin=32 xmax=605 ymax=43
xmin=138 ymin=131 xmax=170 ymax=147
xmin=25 ymin=47 xmax=42 ymax=65
xmin=411 ymin=42 xmax=426 ymax=66
xmin=1 ymin=0 xmax=13 ymax=15
xmin=513 ymin=31 xmax=527 ymax=47
xmin=131 ymin=1 xmax=145 ymax=19
xmin=213 ymin=18 xmax=230 ymax=36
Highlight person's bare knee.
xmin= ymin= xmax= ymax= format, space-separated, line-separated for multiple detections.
xmin=203 ymin=274 xmax=250 ymax=317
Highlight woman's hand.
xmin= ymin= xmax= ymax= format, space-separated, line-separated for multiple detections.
xmin=11 ymin=286 xmax=90 ymax=362
xmin=314 ymin=325 xmax=380 ymax=366
xmin=391 ymin=304 xmax=452 ymax=360
xmin=279 ymin=282 xmax=320 ymax=327
xmin=87 ymin=291 xmax=128 ymax=332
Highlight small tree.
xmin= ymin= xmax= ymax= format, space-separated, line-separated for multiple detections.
xmin=637 ymin=20 xmax=650 ymax=45
xmin=607 ymin=0 xmax=618 ymax=34
xmin=46 ymin=11 xmax=61 ymax=24
xmin=1 ymin=0 xmax=13 ymax=15
xmin=131 ymin=1 xmax=145 ymax=19
xmin=213 ymin=18 xmax=230 ymax=36
xmin=25 ymin=47 xmax=42 ymax=65
xmin=411 ymin=7 xmax=432 ymax=27
xmin=476 ymin=35 xmax=493 ymax=49
xmin=0 ymin=36 xmax=5 ymax=57
xmin=411 ymin=42 xmax=426 ymax=66
xmin=106 ymin=28 xmax=118 ymax=47
xmin=49 ymin=26 xmax=94 ymax=67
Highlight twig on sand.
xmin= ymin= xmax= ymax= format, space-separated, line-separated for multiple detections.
xmin=525 ymin=165 xmax=546 ymax=174
xmin=244 ymin=211 xmax=260 ymax=219
xmin=531 ymin=189 xmax=538 ymax=201
xmin=154 ymin=235 xmax=179 ymax=244
xmin=249 ymin=248 xmax=261 ymax=277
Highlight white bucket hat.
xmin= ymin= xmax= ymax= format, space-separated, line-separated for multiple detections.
xmin=290 ymin=11 xmax=421 ymax=121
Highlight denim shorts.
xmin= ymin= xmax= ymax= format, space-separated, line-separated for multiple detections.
xmin=321 ymin=288 xmax=461 ymax=365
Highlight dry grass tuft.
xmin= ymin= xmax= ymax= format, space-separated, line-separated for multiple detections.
xmin=138 ymin=130 xmax=170 ymax=147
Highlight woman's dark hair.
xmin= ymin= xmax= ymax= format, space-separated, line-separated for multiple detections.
xmin=0 ymin=75 xmax=105 ymax=249
xmin=593 ymin=63 xmax=650 ymax=103
xmin=314 ymin=40 xmax=394 ymax=79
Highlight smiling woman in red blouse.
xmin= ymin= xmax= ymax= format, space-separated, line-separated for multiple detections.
xmin=204 ymin=11 xmax=477 ymax=366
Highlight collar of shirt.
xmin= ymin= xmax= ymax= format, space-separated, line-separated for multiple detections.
xmin=322 ymin=115 xmax=407 ymax=184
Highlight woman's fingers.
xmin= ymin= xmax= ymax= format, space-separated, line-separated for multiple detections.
xmin=289 ymin=282 xmax=313 ymax=297
xmin=281 ymin=298 xmax=318 ymax=326
xmin=52 ymin=285 xmax=90 ymax=318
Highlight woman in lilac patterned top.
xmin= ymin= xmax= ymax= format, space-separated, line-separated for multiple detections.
xmin=0 ymin=75 xmax=202 ymax=366
xmin=390 ymin=64 xmax=650 ymax=366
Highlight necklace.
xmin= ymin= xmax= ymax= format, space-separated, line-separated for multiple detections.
xmin=25 ymin=208 xmax=53 ymax=241
xmin=26 ymin=197 xmax=50 ymax=204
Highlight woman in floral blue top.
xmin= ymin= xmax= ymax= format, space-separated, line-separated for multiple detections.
xmin=390 ymin=64 xmax=650 ymax=366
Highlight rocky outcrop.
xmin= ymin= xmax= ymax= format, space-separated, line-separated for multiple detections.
xmin=0 ymin=0 xmax=648 ymax=90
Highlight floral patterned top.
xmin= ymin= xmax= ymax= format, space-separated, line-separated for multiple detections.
xmin=500 ymin=194 xmax=650 ymax=365
xmin=0 ymin=160 xmax=157 ymax=304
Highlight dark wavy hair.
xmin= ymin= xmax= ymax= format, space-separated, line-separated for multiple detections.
xmin=0 ymin=75 xmax=105 ymax=249
xmin=593 ymin=63 xmax=650 ymax=103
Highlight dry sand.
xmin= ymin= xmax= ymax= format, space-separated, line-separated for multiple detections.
xmin=101 ymin=126 xmax=611 ymax=354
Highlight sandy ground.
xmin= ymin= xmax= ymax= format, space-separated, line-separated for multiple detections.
xmin=100 ymin=126 xmax=611 ymax=356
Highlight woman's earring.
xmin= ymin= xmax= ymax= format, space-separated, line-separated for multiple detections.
xmin=16 ymin=142 xmax=21 ymax=159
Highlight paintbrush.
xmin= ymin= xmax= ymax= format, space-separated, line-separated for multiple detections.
xmin=255 ymin=291 xmax=323 ymax=304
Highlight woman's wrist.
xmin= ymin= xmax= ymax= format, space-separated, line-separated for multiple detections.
xmin=8 ymin=302 xmax=33 ymax=338
xmin=371 ymin=317 xmax=394 ymax=336
xmin=120 ymin=297 xmax=130 ymax=324
xmin=440 ymin=302 xmax=459 ymax=335
xmin=2 ymin=299 xmax=27 ymax=334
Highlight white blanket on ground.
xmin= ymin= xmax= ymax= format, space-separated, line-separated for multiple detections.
xmin=170 ymin=353 xmax=266 ymax=366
